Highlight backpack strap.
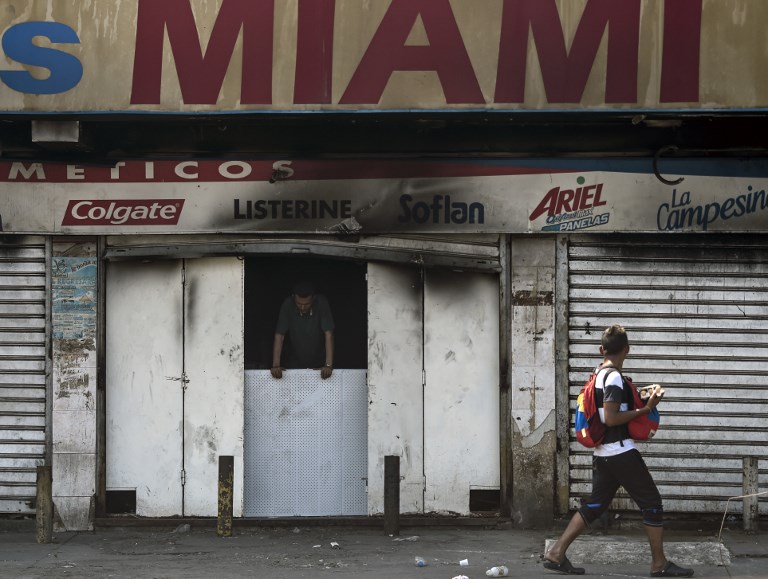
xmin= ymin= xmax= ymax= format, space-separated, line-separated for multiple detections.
xmin=599 ymin=365 xmax=641 ymax=410
xmin=595 ymin=364 xmax=620 ymax=386
xmin=593 ymin=365 xmax=622 ymax=409
xmin=595 ymin=365 xmax=632 ymax=444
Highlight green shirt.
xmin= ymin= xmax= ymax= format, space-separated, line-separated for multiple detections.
xmin=275 ymin=294 xmax=334 ymax=368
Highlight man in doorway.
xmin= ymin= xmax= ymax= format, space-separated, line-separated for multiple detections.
xmin=543 ymin=324 xmax=693 ymax=578
xmin=270 ymin=281 xmax=335 ymax=379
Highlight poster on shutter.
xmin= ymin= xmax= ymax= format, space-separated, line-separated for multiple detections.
xmin=52 ymin=256 xmax=97 ymax=407
xmin=52 ymin=257 xmax=97 ymax=340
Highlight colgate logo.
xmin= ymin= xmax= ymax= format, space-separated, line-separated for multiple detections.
xmin=62 ymin=200 xmax=185 ymax=226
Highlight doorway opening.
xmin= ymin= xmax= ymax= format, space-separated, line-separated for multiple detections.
xmin=244 ymin=256 xmax=367 ymax=370
xmin=243 ymin=256 xmax=369 ymax=517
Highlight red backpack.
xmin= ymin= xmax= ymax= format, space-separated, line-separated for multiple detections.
xmin=574 ymin=367 xmax=611 ymax=448
xmin=624 ymin=373 xmax=661 ymax=442
xmin=574 ymin=366 xmax=660 ymax=448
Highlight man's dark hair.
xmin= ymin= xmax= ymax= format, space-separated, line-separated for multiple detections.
xmin=601 ymin=324 xmax=629 ymax=355
xmin=292 ymin=281 xmax=316 ymax=298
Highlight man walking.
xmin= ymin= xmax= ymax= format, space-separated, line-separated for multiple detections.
xmin=543 ymin=324 xmax=694 ymax=577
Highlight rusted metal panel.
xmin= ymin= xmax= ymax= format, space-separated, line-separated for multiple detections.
xmin=367 ymin=263 xmax=424 ymax=515
xmin=0 ymin=236 xmax=47 ymax=514
xmin=567 ymin=234 xmax=768 ymax=514
xmin=424 ymin=269 xmax=500 ymax=514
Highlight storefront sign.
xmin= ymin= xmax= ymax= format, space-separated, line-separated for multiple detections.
xmin=0 ymin=0 xmax=766 ymax=112
xmin=1 ymin=158 xmax=766 ymax=234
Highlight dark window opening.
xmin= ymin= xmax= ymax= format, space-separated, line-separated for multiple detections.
xmin=244 ymin=256 xmax=367 ymax=370
xmin=469 ymin=489 xmax=500 ymax=513
xmin=106 ymin=490 xmax=137 ymax=515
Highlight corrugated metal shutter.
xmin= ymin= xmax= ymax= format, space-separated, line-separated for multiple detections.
xmin=0 ymin=236 xmax=48 ymax=514
xmin=568 ymin=234 xmax=768 ymax=515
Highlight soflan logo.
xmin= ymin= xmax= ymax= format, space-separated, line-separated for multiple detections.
xmin=398 ymin=194 xmax=485 ymax=225
xmin=529 ymin=176 xmax=610 ymax=231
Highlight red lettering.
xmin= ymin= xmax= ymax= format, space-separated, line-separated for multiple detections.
xmin=593 ymin=184 xmax=606 ymax=208
xmin=294 ymin=0 xmax=336 ymax=104
xmin=529 ymin=186 xmax=559 ymax=221
xmin=556 ymin=189 xmax=576 ymax=214
xmin=660 ymin=0 xmax=702 ymax=102
xmin=495 ymin=0 xmax=640 ymax=104
xmin=573 ymin=187 xmax=583 ymax=209
xmin=579 ymin=185 xmax=594 ymax=210
xmin=340 ymin=0 xmax=483 ymax=105
xmin=529 ymin=182 xmax=607 ymax=220
xmin=126 ymin=0 xmax=701 ymax=109
xmin=131 ymin=0 xmax=273 ymax=105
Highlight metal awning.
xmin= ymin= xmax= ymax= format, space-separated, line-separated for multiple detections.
xmin=103 ymin=234 xmax=502 ymax=272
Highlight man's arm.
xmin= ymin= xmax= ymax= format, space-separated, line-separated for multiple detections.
xmin=321 ymin=330 xmax=334 ymax=379
xmin=271 ymin=333 xmax=285 ymax=379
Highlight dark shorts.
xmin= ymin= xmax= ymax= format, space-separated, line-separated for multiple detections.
xmin=578 ymin=448 xmax=664 ymax=527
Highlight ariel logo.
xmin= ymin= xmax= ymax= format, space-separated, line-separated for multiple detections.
xmin=529 ymin=175 xmax=607 ymax=221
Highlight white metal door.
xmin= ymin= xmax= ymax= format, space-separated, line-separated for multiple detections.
xmin=183 ymin=258 xmax=244 ymax=517
xmin=424 ymin=270 xmax=500 ymax=514
xmin=367 ymin=263 xmax=425 ymax=514
xmin=106 ymin=261 xmax=184 ymax=517
xmin=0 ymin=237 xmax=47 ymax=514
xmin=107 ymin=257 xmax=244 ymax=517
xmin=568 ymin=235 xmax=768 ymax=514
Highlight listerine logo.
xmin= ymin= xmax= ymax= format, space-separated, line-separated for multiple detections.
xmin=529 ymin=176 xmax=610 ymax=232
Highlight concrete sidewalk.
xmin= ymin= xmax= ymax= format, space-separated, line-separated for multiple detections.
xmin=0 ymin=521 xmax=766 ymax=579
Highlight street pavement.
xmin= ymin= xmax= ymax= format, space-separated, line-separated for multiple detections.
xmin=0 ymin=520 xmax=766 ymax=578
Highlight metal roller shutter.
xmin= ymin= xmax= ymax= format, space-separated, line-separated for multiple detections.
xmin=0 ymin=236 xmax=48 ymax=514
xmin=568 ymin=234 xmax=768 ymax=515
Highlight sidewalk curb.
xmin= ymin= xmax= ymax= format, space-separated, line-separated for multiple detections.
xmin=545 ymin=536 xmax=731 ymax=566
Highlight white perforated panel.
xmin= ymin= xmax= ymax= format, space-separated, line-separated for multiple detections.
xmin=244 ymin=369 xmax=367 ymax=517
